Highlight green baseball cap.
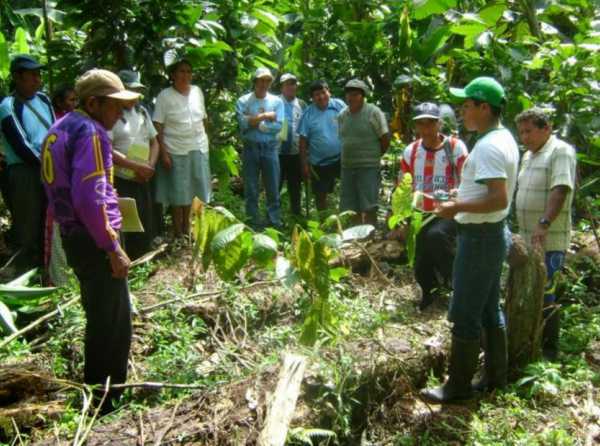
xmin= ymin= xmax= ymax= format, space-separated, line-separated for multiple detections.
xmin=449 ymin=76 xmax=506 ymax=107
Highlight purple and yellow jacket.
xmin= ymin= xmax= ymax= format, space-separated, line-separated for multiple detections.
xmin=41 ymin=110 xmax=122 ymax=252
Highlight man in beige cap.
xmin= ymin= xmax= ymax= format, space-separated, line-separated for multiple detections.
xmin=235 ymin=68 xmax=284 ymax=229
xmin=41 ymin=68 xmax=139 ymax=414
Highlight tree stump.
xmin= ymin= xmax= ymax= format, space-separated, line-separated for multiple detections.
xmin=505 ymin=234 xmax=547 ymax=375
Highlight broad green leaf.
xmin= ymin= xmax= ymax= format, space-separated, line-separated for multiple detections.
xmin=7 ymin=268 xmax=38 ymax=287
xmin=329 ymin=267 xmax=348 ymax=282
xmin=0 ymin=300 xmax=17 ymax=334
xmin=252 ymin=233 xmax=278 ymax=267
xmin=478 ymin=3 xmax=506 ymax=26
xmin=15 ymin=7 xmax=66 ymax=23
xmin=0 ymin=284 xmax=56 ymax=297
xmin=415 ymin=25 xmax=452 ymax=64
xmin=318 ymin=234 xmax=342 ymax=250
xmin=413 ymin=0 xmax=457 ymax=20
xmin=313 ymin=240 xmax=331 ymax=300
xmin=451 ymin=22 xmax=487 ymax=38
xmin=390 ymin=173 xmax=414 ymax=227
xmin=192 ymin=200 xmax=235 ymax=269
xmin=252 ymin=8 xmax=280 ymax=30
xmin=14 ymin=27 xmax=29 ymax=54
xmin=0 ymin=32 xmax=8 ymax=80
xmin=293 ymin=227 xmax=315 ymax=285
xmin=275 ymin=256 xmax=300 ymax=288
xmin=211 ymin=224 xmax=253 ymax=281
xmin=341 ymin=225 xmax=375 ymax=242
xmin=406 ymin=212 xmax=424 ymax=267
xmin=299 ymin=312 xmax=319 ymax=346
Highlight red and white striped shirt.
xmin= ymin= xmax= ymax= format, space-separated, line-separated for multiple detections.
xmin=400 ymin=135 xmax=468 ymax=211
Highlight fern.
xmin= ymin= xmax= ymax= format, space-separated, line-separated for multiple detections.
xmin=287 ymin=427 xmax=337 ymax=445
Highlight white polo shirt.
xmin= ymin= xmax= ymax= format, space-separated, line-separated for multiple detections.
xmin=455 ymin=127 xmax=520 ymax=224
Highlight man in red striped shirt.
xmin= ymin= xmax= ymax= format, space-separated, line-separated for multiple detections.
xmin=400 ymin=103 xmax=468 ymax=310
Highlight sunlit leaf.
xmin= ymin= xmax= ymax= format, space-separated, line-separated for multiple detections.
xmin=0 ymin=301 xmax=17 ymax=334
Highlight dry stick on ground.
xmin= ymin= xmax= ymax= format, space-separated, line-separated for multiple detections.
xmin=153 ymin=400 xmax=181 ymax=446
xmin=109 ymin=382 xmax=208 ymax=390
xmin=137 ymin=412 xmax=146 ymax=446
xmin=258 ymin=353 xmax=307 ymax=446
xmin=352 ymin=241 xmax=398 ymax=288
xmin=139 ymin=279 xmax=281 ymax=315
xmin=130 ymin=244 xmax=168 ymax=268
xmin=0 ymin=297 xmax=79 ymax=349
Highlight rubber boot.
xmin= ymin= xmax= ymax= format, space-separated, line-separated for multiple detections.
xmin=542 ymin=307 xmax=560 ymax=361
xmin=420 ymin=335 xmax=480 ymax=403
xmin=471 ymin=326 xmax=508 ymax=392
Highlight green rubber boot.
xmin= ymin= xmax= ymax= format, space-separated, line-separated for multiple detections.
xmin=421 ymin=335 xmax=480 ymax=403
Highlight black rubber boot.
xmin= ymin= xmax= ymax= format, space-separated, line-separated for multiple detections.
xmin=472 ymin=326 xmax=508 ymax=392
xmin=420 ymin=335 xmax=480 ymax=403
xmin=542 ymin=306 xmax=560 ymax=361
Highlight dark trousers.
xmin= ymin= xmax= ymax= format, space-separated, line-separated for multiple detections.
xmin=115 ymin=177 xmax=155 ymax=260
xmin=62 ymin=228 xmax=131 ymax=408
xmin=279 ymin=153 xmax=302 ymax=216
xmin=414 ymin=217 xmax=457 ymax=295
xmin=8 ymin=163 xmax=46 ymax=271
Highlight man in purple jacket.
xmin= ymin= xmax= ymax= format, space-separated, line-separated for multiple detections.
xmin=41 ymin=69 xmax=139 ymax=414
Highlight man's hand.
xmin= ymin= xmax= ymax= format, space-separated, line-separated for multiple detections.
xmin=434 ymin=200 xmax=459 ymax=220
xmin=262 ymin=111 xmax=276 ymax=121
xmin=161 ymin=151 xmax=172 ymax=170
xmin=134 ymin=162 xmax=155 ymax=183
xmin=531 ymin=223 xmax=548 ymax=248
xmin=108 ymin=245 xmax=131 ymax=279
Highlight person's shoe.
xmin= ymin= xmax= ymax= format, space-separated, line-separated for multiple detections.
xmin=472 ymin=326 xmax=508 ymax=392
xmin=420 ymin=335 xmax=480 ymax=403
xmin=542 ymin=306 xmax=560 ymax=361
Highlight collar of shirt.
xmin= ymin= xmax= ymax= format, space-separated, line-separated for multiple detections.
xmin=532 ymin=134 xmax=556 ymax=156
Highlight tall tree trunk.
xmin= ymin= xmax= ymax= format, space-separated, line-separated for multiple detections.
xmin=519 ymin=0 xmax=542 ymax=39
xmin=505 ymin=234 xmax=547 ymax=376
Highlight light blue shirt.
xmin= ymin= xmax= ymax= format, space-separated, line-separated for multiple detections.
xmin=0 ymin=94 xmax=53 ymax=165
xmin=298 ymin=98 xmax=346 ymax=166
xmin=280 ymin=96 xmax=305 ymax=155
xmin=236 ymin=92 xmax=284 ymax=144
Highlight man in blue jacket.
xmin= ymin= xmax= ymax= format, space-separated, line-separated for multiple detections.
xmin=0 ymin=55 xmax=55 ymax=272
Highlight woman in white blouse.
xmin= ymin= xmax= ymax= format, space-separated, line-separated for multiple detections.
xmin=153 ymin=59 xmax=211 ymax=238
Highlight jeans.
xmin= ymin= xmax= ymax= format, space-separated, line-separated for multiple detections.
xmin=62 ymin=227 xmax=131 ymax=408
xmin=243 ymin=141 xmax=281 ymax=227
xmin=415 ymin=217 xmax=457 ymax=295
xmin=544 ymin=251 xmax=565 ymax=304
xmin=449 ymin=221 xmax=508 ymax=340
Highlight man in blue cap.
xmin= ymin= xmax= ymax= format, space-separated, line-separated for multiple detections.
xmin=0 ymin=55 xmax=55 ymax=272
xmin=421 ymin=77 xmax=520 ymax=403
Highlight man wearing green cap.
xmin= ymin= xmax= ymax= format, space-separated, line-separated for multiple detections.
xmin=421 ymin=77 xmax=520 ymax=403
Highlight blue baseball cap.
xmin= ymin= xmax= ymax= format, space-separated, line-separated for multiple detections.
xmin=10 ymin=54 xmax=44 ymax=73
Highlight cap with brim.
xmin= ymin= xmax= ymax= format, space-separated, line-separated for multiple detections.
xmin=449 ymin=76 xmax=505 ymax=107
xmin=253 ymin=67 xmax=274 ymax=81
xmin=280 ymin=73 xmax=298 ymax=84
xmin=75 ymin=69 xmax=140 ymax=101
xmin=117 ymin=69 xmax=145 ymax=89
xmin=413 ymin=102 xmax=440 ymax=120
xmin=10 ymin=55 xmax=44 ymax=72
xmin=344 ymin=79 xmax=370 ymax=95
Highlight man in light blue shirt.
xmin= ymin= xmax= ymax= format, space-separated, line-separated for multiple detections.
xmin=0 ymin=55 xmax=55 ymax=272
xmin=236 ymin=68 xmax=284 ymax=228
xmin=298 ymin=80 xmax=345 ymax=211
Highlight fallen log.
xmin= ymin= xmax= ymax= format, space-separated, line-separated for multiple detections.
xmin=258 ymin=353 xmax=307 ymax=446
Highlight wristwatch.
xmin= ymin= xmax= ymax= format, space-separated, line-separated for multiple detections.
xmin=538 ymin=217 xmax=551 ymax=228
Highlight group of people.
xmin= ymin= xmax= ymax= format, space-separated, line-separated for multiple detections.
xmin=0 ymin=53 xmax=577 ymax=412
xmin=236 ymin=69 xmax=390 ymax=229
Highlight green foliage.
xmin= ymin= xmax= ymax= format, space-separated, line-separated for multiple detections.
xmin=287 ymin=427 xmax=337 ymax=445
xmin=0 ymin=269 xmax=56 ymax=335
xmin=211 ymin=223 xmax=253 ymax=281
xmin=388 ymin=174 xmax=414 ymax=229
xmin=192 ymin=199 xmax=236 ymax=270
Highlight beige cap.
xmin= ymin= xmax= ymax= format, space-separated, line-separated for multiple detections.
xmin=253 ymin=67 xmax=274 ymax=81
xmin=75 ymin=69 xmax=141 ymax=101
xmin=344 ymin=78 xmax=370 ymax=95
